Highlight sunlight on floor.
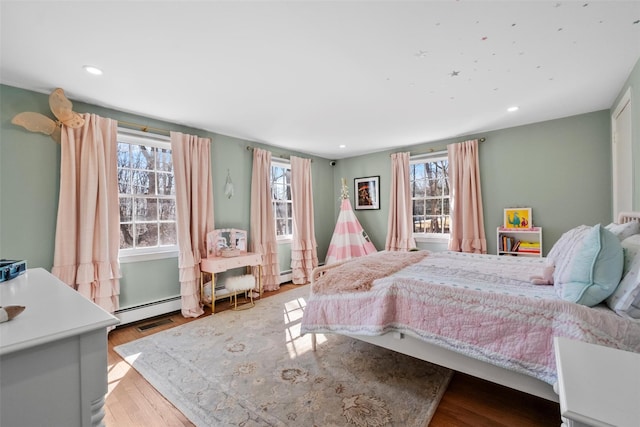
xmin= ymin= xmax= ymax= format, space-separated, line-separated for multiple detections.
xmin=282 ymin=295 xmax=326 ymax=359
xmin=106 ymin=352 xmax=140 ymax=397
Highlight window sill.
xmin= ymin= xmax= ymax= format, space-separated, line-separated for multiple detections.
xmin=414 ymin=234 xmax=449 ymax=243
xmin=119 ymin=249 xmax=179 ymax=263
xmin=276 ymin=237 xmax=293 ymax=245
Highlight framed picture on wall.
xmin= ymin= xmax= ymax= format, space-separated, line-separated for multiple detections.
xmin=503 ymin=207 xmax=532 ymax=229
xmin=354 ymin=176 xmax=380 ymax=210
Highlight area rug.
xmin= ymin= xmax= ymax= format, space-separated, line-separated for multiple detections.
xmin=115 ymin=285 xmax=453 ymax=427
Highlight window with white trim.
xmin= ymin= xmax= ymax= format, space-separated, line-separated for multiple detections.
xmin=117 ymin=129 xmax=178 ymax=258
xmin=410 ymin=155 xmax=450 ymax=237
xmin=271 ymin=159 xmax=292 ymax=239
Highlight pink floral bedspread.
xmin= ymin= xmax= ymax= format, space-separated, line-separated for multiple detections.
xmin=300 ymin=251 xmax=640 ymax=385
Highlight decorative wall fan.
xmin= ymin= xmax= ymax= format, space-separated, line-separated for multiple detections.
xmin=11 ymin=88 xmax=85 ymax=143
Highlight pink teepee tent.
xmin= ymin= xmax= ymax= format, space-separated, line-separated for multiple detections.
xmin=325 ymin=179 xmax=377 ymax=265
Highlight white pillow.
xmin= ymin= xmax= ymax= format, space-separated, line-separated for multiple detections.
xmin=547 ymin=225 xmax=591 ymax=283
xmin=553 ymin=225 xmax=623 ymax=306
xmin=605 ymin=221 xmax=640 ymax=241
xmin=606 ymin=234 xmax=640 ymax=318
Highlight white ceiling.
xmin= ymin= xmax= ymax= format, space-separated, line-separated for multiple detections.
xmin=2 ymin=1 xmax=639 ymax=159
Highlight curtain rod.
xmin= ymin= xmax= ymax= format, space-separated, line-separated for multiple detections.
xmin=118 ymin=120 xmax=171 ymax=136
xmin=391 ymin=137 xmax=486 ymax=157
xmin=246 ymin=146 xmax=313 ymax=162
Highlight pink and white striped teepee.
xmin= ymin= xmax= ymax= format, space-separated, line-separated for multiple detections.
xmin=325 ymin=179 xmax=377 ymax=265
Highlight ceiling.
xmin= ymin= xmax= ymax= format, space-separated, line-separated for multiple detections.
xmin=1 ymin=1 xmax=639 ymax=159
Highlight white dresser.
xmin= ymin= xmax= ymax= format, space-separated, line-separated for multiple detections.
xmin=0 ymin=268 xmax=119 ymax=427
xmin=554 ymin=336 xmax=640 ymax=427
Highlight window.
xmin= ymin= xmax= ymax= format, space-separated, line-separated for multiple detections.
xmin=271 ymin=160 xmax=292 ymax=239
xmin=117 ymin=129 xmax=177 ymax=259
xmin=410 ymin=156 xmax=450 ymax=237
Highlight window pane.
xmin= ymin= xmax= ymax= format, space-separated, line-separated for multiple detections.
xmin=117 ymin=143 xmax=131 ymax=168
xmin=135 ymin=223 xmax=158 ymax=247
xmin=120 ymin=224 xmax=134 ymax=249
xmin=120 ymin=197 xmax=133 ymax=222
xmin=135 ymin=198 xmax=158 ymax=221
xmin=413 ymin=215 xmax=426 ymax=233
xmin=131 ymin=145 xmax=155 ymax=170
xmin=412 ymin=178 xmax=426 ymax=198
xmin=425 ymin=199 xmax=442 ymax=215
xmin=132 ymin=170 xmax=150 ymax=194
xmin=156 ymin=149 xmax=172 ymax=172
xmin=411 ymin=163 xmax=425 ymax=180
xmin=413 ymin=199 xmax=425 ymax=216
xmin=159 ymin=223 xmax=176 ymax=246
xmin=118 ymin=169 xmax=132 ymax=194
xmin=157 ymin=172 xmax=174 ymax=196
xmin=426 ymin=178 xmax=442 ymax=196
xmin=286 ymin=219 xmax=293 ymax=235
xmin=158 ymin=199 xmax=175 ymax=221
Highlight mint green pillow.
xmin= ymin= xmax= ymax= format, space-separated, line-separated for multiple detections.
xmin=556 ymin=224 xmax=624 ymax=306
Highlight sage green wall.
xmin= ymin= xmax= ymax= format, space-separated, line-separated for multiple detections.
xmin=0 ymin=84 xmax=334 ymax=309
xmin=3 ymin=57 xmax=637 ymax=308
xmin=336 ymin=110 xmax=613 ymax=256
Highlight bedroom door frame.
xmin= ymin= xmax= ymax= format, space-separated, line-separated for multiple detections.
xmin=611 ymin=87 xmax=633 ymax=219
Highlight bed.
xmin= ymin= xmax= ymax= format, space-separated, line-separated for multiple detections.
xmin=301 ymin=212 xmax=640 ymax=402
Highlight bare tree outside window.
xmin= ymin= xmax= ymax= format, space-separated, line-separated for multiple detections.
xmin=117 ymin=132 xmax=177 ymax=253
xmin=411 ymin=158 xmax=450 ymax=235
xmin=271 ymin=163 xmax=292 ymax=237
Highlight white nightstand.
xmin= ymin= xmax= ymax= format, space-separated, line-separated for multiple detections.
xmin=554 ymin=337 xmax=640 ymax=427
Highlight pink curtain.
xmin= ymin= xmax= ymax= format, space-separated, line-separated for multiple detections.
xmin=250 ymin=148 xmax=280 ymax=291
xmin=385 ymin=152 xmax=416 ymax=251
xmin=290 ymin=156 xmax=318 ymax=284
xmin=51 ymin=113 xmax=121 ymax=314
xmin=171 ymin=131 xmax=215 ymax=318
xmin=447 ymin=139 xmax=487 ymax=253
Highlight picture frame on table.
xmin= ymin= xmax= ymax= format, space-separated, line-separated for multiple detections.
xmin=503 ymin=207 xmax=532 ymax=229
xmin=354 ymin=176 xmax=380 ymax=210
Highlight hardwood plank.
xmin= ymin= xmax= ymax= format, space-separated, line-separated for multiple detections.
xmin=105 ymin=283 xmax=560 ymax=426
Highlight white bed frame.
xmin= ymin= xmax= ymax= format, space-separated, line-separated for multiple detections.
xmin=309 ymin=211 xmax=640 ymax=403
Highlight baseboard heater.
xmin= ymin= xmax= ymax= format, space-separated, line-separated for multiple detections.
xmin=116 ymin=296 xmax=182 ymax=326
xmin=116 ymin=268 xmax=307 ymax=326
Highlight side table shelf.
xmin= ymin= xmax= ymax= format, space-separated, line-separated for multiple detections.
xmin=497 ymin=226 xmax=543 ymax=257
xmin=200 ymin=252 xmax=263 ymax=313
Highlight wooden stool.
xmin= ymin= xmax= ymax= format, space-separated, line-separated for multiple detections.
xmin=225 ymin=275 xmax=256 ymax=310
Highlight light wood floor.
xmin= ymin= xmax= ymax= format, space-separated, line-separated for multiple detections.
xmin=105 ymin=284 xmax=561 ymax=427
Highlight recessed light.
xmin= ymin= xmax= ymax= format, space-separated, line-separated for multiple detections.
xmin=339 ymin=144 xmax=346 ymax=149
xmin=83 ymin=65 xmax=103 ymax=75
xmin=507 ymin=106 xmax=519 ymax=112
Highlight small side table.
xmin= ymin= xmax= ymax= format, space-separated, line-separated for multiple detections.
xmin=554 ymin=336 xmax=640 ymax=427
xmin=200 ymin=252 xmax=263 ymax=313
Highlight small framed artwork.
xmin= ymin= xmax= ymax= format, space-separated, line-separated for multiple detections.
xmin=354 ymin=176 xmax=380 ymax=210
xmin=504 ymin=207 xmax=532 ymax=229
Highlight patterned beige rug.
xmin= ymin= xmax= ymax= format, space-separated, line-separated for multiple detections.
xmin=115 ymin=285 xmax=452 ymax=426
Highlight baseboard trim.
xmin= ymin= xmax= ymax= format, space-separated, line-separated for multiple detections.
xmin=279 ymin=272 xmax=292 ymax=284
xmin=116 ymin=296 xmax=182 ymax=325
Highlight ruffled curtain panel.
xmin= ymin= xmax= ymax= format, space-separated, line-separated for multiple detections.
xmin=250 ymin=148 xmax=280 ymax=291
xmin=52 ymin=113 xmax=121 ymax=314
xmin=447 ymin=139 xmax=487 ymax=254
xmin=290 ymin=156 xmax=318 ymax=284
xmin=385 ymin=152 xmax=416 ymax=251
xmin=171 ymin=131 xmax=215 ymax=318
